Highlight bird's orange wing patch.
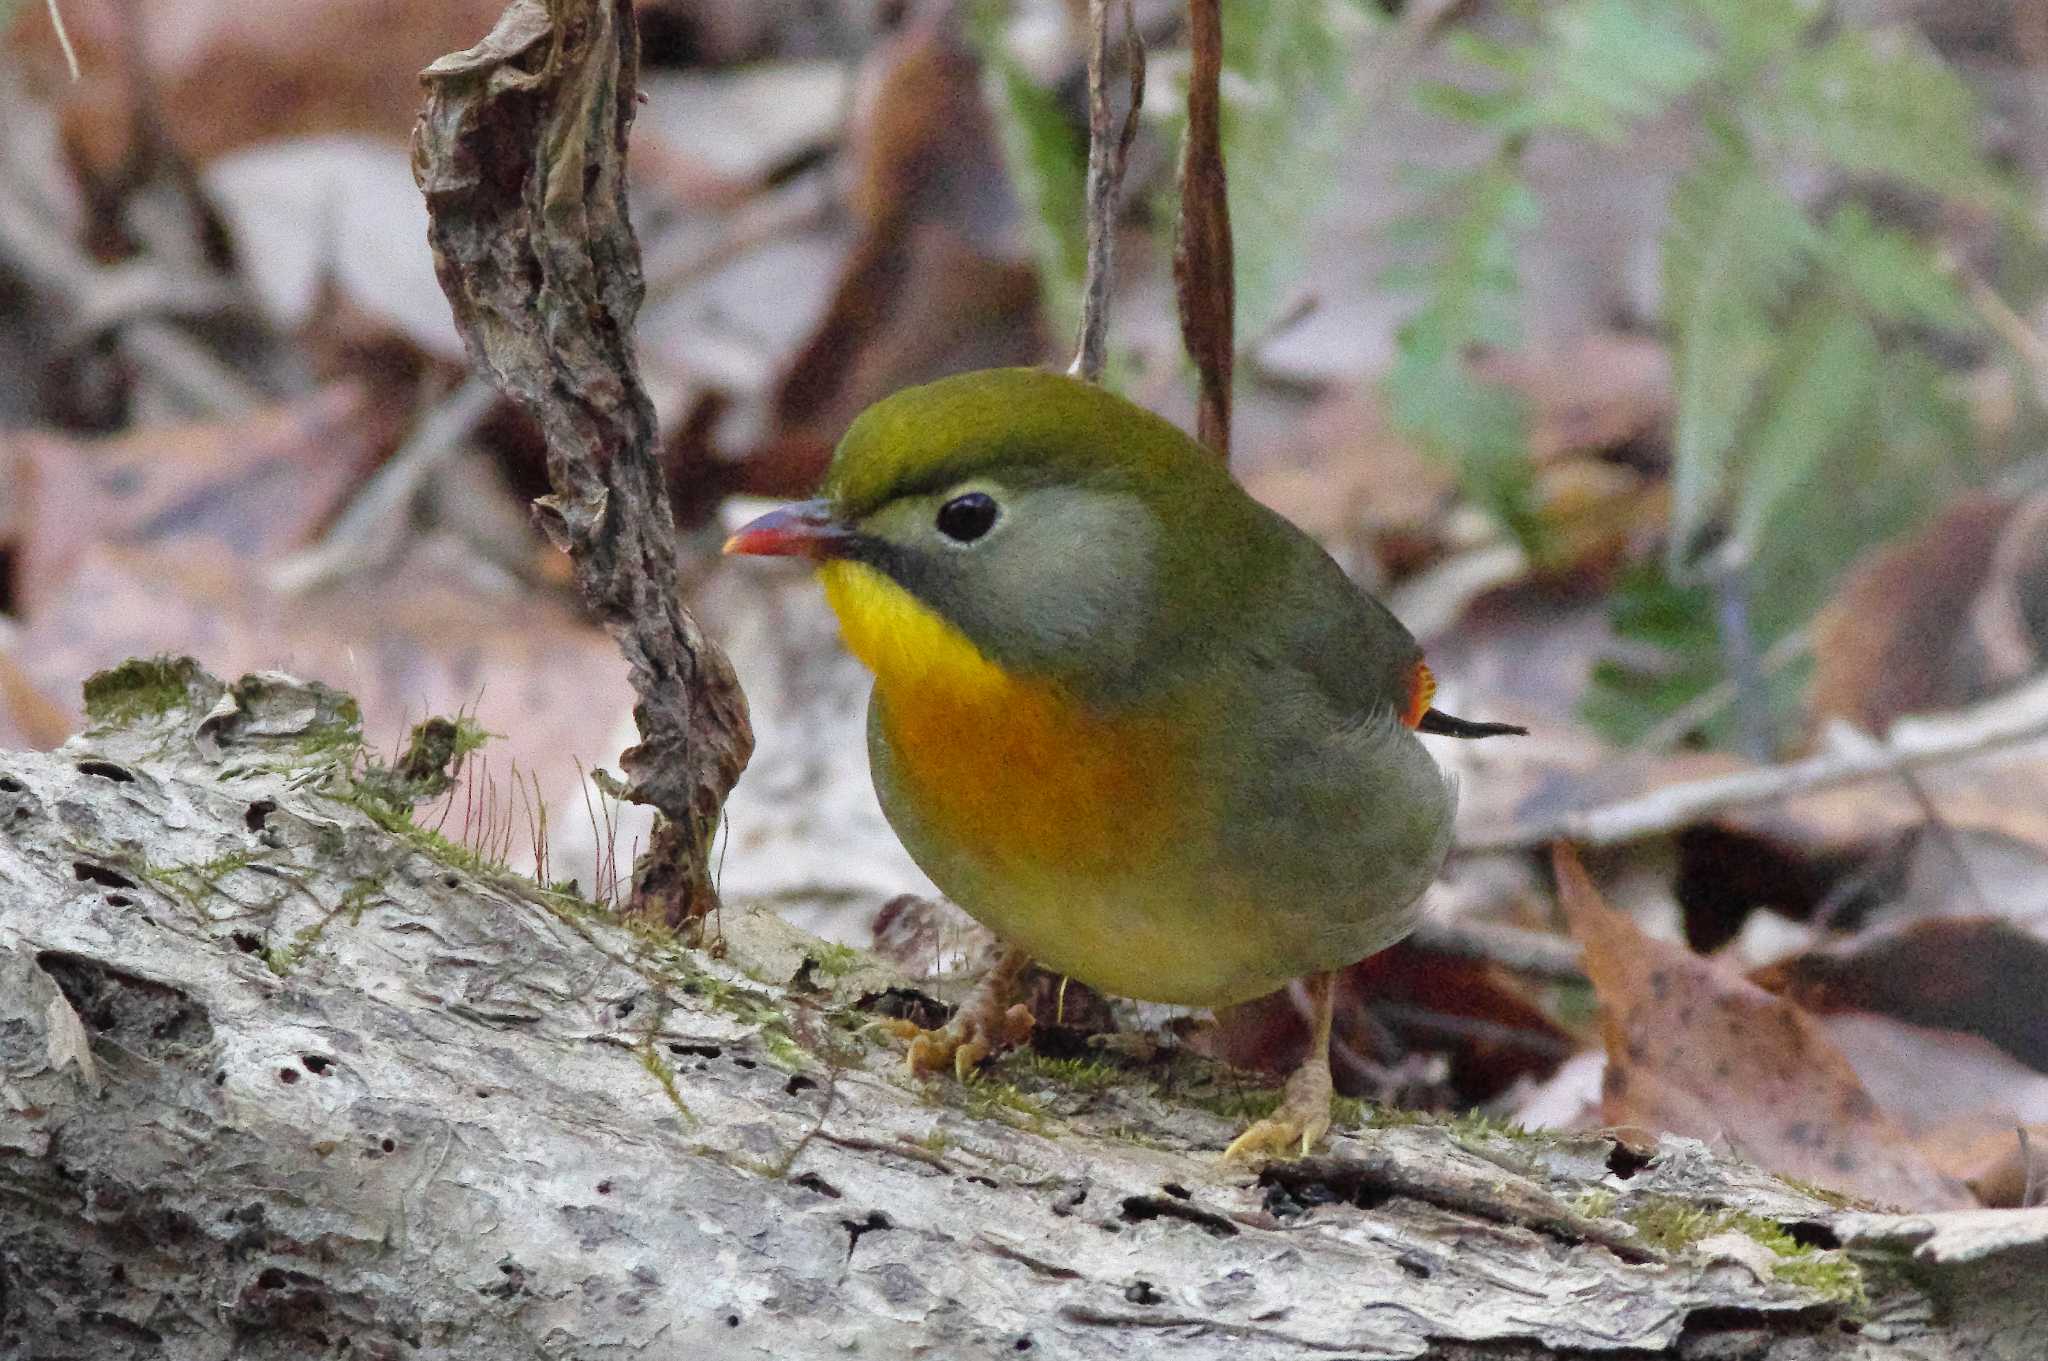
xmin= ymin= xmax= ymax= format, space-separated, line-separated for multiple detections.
xmin=1401 ymin=659 xmax=1436 ymax=729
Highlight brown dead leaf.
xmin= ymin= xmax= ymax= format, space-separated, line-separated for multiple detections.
xmin=1241 ymin=385 xmax=1455 ymax=578
xmin=18 ymin=538 xmax=631 ymax=816
xmin=1914 ymin=1117 xmax=2048 ymax=1208
xmin=5 ymin=384 xmax=385 ymax=618
xmin=1199 ymin=941 xmax=1573 ymax=1106
xmin=1472 ymin=334 xmax=1672 ymax=468
xmin=1813 ymin=1013 xmax=2048 ymax=1141
xmin=1555 ymin=843 xmax=1972 ymax=1209
xmin=8 ymin=0 xmax=514 ymax=172
xmin=1808 ymin=492 xmax=2044 ymax=735
xmin=0 ymin=650 xmax=73 ymax=749
xmin=1709 ymin=746 xmax=2048 ymax=868
xmin=756 ymin=13 xmax=1045 ymax=493
xmin=1754 ymin=917 xmax=2048 ymax=1072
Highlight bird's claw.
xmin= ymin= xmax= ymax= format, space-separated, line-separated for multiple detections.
xmin=1221 ymin=1055 xmax=1335 ymax=1163
xmin=885 ymin=1003 xmax=1035 ymax=1081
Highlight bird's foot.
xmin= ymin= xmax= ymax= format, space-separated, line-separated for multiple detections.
xmin=1221 ymin=1050 xmax=1334 ymax=1162
xmin=885 ymin=1002 xmax=1036 ymax=1081
xmin=883 ymin=945 xmax=1036 ymax=1081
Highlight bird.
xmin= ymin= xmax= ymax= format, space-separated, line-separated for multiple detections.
xmin=723 ymin=367 xmax=1523 ymax=1158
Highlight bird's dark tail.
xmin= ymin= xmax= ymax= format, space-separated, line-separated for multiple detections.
xmin=1416 ymin=708 xmax=1528 ymax=739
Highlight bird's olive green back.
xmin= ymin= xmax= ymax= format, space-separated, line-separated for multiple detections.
xmin=824 ymin=368 xmax=1421 ymax=716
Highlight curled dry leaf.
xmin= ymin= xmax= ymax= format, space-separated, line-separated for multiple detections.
xmin=415 ymin=0 xmax=753 ymax=925
xmin=1554 ymin=843 xmax=1973 ymax=1210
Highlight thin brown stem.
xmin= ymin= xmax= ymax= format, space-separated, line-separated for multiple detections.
xmin=1175 ymin=0 xmax=1235 ymax=459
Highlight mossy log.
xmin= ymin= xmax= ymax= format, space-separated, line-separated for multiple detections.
xmin=1 ymin=661 xmax=2039 ymax=1360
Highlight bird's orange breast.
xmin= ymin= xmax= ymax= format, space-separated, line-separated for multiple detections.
xmin=820 ymin=561 xmax=1183 ymax=873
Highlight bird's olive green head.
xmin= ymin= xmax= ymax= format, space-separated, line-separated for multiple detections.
xmin=726 ymin=368 xmax=1263 ymax=695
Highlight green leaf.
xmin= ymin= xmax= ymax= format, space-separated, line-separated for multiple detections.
xmin=1384 ymin=160 xmax=1544 ymax=547
xmin=1581 ymin=561 xmax=1722 ymax=745
xmin=1728 ymin=295 xmax=1879 ymax=557
xmin=1661 ymin=128 xmax=1819 ymax=572
xmin=974 ymin=18 xmax=1089 ymax=345
xmin=1520 ymin=0 xmax=1715 ymax=143
xmin=1690 ymin=0 xmax=1816 ymax=81
xmin=1776 ymin=26 xmax=2001 ymax=202
xmin=1813 ymin=203 xmax=1975 ymax=331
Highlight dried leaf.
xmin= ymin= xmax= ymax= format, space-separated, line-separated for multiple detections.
xmin=758 ymin=14 xmax=1044 ymax=491
xmin=0 ymin=652 xmax=73 ymax=750
xmin=8 ymin=0 xmax=517 ymax=172
xmin=1200 ymin=941 xmax=1572 ymax=1106
xmin=1555 ymin=843 xmax=1971 ymax=1209
xmin=415 ymin=0 xmax=753 ymax=925
xmin=1913 ymin=1118 xmax=2048 ymax=1208
xmin=1808 ymin=492 xmax=2021 ymax=734
xmin=5 ymin=384 xmax=385 ymax=618
xmin=1472 ymin=333 xmax=1672 ymax=466
xmin=1754 ymin=917 xmax=2048 ymax=1072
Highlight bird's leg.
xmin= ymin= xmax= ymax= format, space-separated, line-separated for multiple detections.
xmin=1222 ymin=970 xmax=1337 ymax=1162
xmin=887 ymin=943 xmax=1036 ymax=1081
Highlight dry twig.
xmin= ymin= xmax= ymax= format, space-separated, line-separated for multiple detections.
xmin=1461 ymin=672 xmax=2048 ymax=853
xmin=1068 ymin=0 xmax=1144 ymax=383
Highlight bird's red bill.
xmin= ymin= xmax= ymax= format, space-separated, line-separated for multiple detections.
xmin=722 ymin=500 xmax=851 ymax=559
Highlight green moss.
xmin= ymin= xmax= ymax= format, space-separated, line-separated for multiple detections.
xmin=1363 ymin=1105 xmax=1560 ymax=1142
xmin=143 ymin=849 xmax=258 ymax=904
xmin=1777 ymin=1176 xmax=1865 ymax=1211
xmin=82 ymin=656 xmax=217 ymax=727
xmin=265 ymin=879 xmax=382 ymax=975
xmin=1000 ymin=1051 xmax=1124 ymax=1093
xmin=806 ymin=941 xmax=867 ymax=979
xmin=937 ymin=1073 xmax=1055 ymax=1132
xmin=1619 ymin=1196 xmax=1866 ymax=1305
xmin=637 ymin=1039 xmax=698 ymax=1128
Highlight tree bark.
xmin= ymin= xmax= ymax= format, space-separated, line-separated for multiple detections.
xmin=1 ymin=661 xmax=2038 ymax=1360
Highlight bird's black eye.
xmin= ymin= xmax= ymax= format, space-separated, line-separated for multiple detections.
xmin=935 ymin=492 xmax=999 ymax=543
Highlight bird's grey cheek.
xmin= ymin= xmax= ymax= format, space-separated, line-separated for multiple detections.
xmin=1048 ymin=521 xmax=1156 ymax=668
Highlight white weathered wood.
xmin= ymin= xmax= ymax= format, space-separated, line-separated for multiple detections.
xmin=0 ymin=664 xmax=2022 ymax=1359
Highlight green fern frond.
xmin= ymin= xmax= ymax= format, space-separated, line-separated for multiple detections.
xmin=1385 ymin=158 xmax=1543 ymax=547
xmin=1661 ymin=126 xmax=1819 ymax=572
xmin=1728 ymin=295 xmax=1880 ymax=558
xmin=1522 ymin=0 xmax=1714 ymax=142
xmin=1814 ymin=204 xmax=1975 ymax=332
xmin=973 ymin=7 xmax=1090 ymax=345
xmin=1776 ymin=26 xmax=2002 ymax=203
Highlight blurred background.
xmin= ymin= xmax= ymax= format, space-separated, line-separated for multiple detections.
xmin=2 ymin=0 xmax=2044 ymax=1206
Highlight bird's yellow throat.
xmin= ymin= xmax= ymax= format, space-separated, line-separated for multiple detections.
xmin=818 ymin=560 xmax=1011 ymax=699
xmin=816 ymin=560 xmax=1181 ymax=873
